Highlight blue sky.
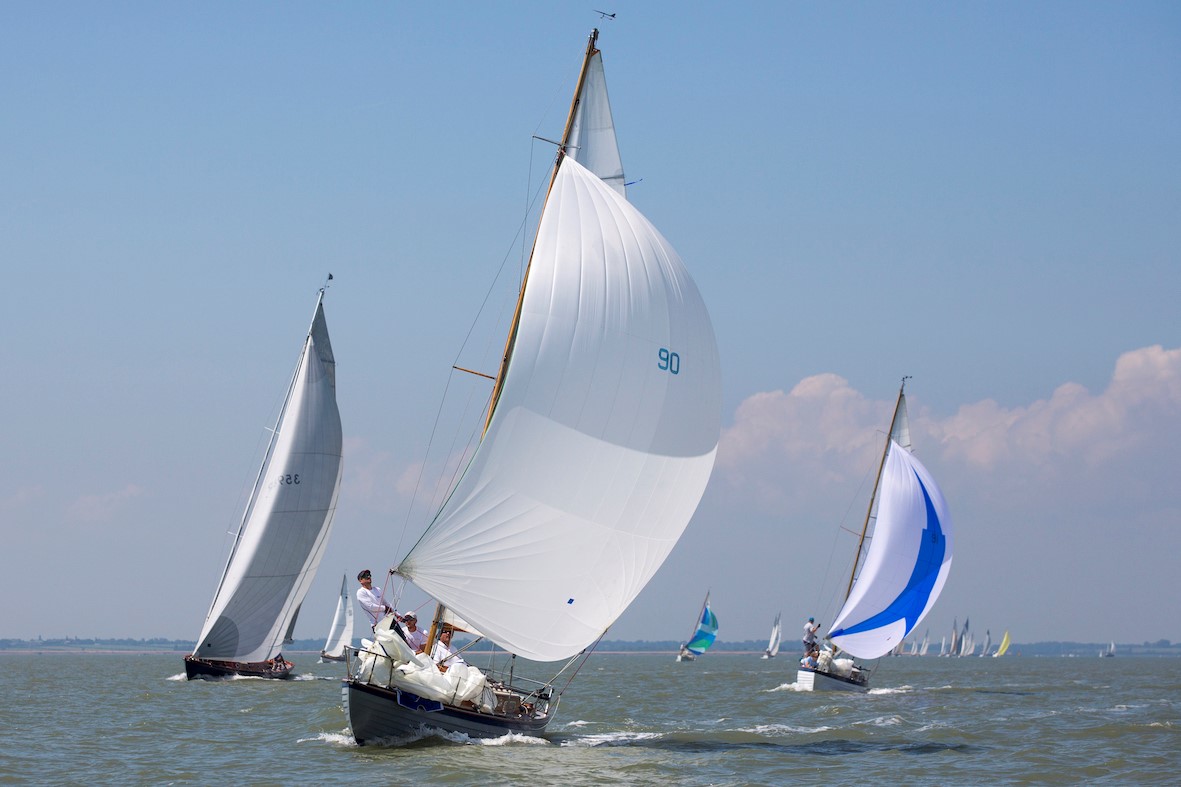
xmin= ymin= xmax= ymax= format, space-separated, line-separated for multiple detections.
xmin=3 ymin=2 xmax=1178 ymax=647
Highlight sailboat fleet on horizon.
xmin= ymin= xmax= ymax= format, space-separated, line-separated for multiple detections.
xmin=177 ymin=27 xmax=997 ymax=743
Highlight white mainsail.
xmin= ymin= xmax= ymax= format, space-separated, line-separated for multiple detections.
xmin=828 ymin=388 xmax=954 ymax=660
xmin=397 ymin=156 xmax=721 ymax=663
xmin=193 ymin=297 xmax=343 ymax=664
xmin=321 ymin=574 xmax=355 ymax=659
xmin=565 ymin=37 xmax=625 ymax=197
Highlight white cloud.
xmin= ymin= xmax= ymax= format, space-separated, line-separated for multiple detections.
xmin=718 ymin=345 xmax=1181 ymax=511
xmin=67 ymin=483 xmax=144 ymax=523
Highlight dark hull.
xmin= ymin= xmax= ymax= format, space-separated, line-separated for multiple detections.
xmin=343 ymin=679 xmax=551 ymax=744
xmin=184 ymin=655 xmax=294 ymax=681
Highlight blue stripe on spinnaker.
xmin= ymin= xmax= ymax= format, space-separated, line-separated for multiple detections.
xmin=829 ymin=468 xmax=947 ymax=641
xmin=687 ymin=605 xmax=719 ymax=654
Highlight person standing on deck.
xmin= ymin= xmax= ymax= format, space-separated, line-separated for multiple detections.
xmin=356 ymin=569 xmax=395 ymax=630
xmin=803 ymin=616 xmax=820 ymax=654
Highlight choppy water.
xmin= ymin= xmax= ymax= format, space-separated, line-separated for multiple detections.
xmin=2 ymin=651 xmax=1177 ymax=784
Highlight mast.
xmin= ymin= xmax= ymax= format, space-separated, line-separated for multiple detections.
xmin=482 ymin=29 xmax=601 ymax=435
xmin=842 ymin=376 xmax=911 ymax=602
xmin=687 ymin=591 xmax=710 ymax=644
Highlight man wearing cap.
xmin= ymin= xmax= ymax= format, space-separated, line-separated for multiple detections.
xmin=803 ymin=616 xmax=820 ymax=654
xmin=356 ymin=569 xmax=395 ymax=628
xmin=401 ymin=612 xmax=427 ymax=653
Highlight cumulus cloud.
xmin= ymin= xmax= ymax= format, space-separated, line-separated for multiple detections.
xmin=717 ymin=345 xmax=1181 ymax=512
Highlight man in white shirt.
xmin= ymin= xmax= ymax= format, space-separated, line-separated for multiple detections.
xmin=431 ymin=627 xmax=466 ymax=671
xmin=401 ymin=612 xmax=427 ymax=653
xmin=355 ymin=569 xmax=395 ymax=629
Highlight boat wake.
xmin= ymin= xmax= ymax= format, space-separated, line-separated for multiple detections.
xmin=300 ymin=730 xmax=358 ymax=747
xmin=766 ymin=681 xmax=804 ymax=692
xmin=868 ymin=685 xmax=912 ymax=695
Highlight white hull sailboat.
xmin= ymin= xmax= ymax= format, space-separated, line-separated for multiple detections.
xmin=342 ymin=30 xmax=721 ymax=743
xmin=798 ymin=379 xmax=954 ymax=692
xmin=320 ymin=574 xmax=355 ymax=663
xmin=762 ymin=612 xmax=782 ymax=659
xmin=676 ymin=594 xmax=719 ymax=662
xmin=186 ymin=287 xmax=343 ymax=680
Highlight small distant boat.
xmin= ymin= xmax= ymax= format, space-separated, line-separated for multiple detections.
xmin=319 ymin=575 xmax=354 ymax=663
xmin=762 ymin=612 xmax=782 ymax=659
xmin=1100 ymin=641 xmax=1116 ymax=658
xmin=992 ymin=630 xmax=1011 ymax=657
xmin=978 ymin=629 xmax=992 ymax=657
xmin=798 ymin=379 xmax=953 ymax=692
xmin=185 ymin=289 xmax=343 ymax=680
xmin=919 ymin=629 xmax=930 ymax=656
xmin=959 ymin=618 xmax=973 ymax=656
xmin=677 ymin=593 xmax=719 ymax=662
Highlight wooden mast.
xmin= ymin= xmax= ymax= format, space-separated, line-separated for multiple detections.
xmin=842 ymin=376 xmax=911 ymax=602
xmin=481 ymin=28 xmax=601 ymax=436
xmin=422 ymin=33 xmax=604 ymax=659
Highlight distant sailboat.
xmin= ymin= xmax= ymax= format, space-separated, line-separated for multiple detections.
xmin=677 ymin=593 xmax=719 ymax=662
xmin=798 ymin=379 xmax=954 ymax=692
xmin=979 ymin=629 xmax=992 ymax=657
xmin=919 ymin=629 xmax=930 ymax=656
xmin=992 ymin=630 xmax=1011 ymax=657
xmin=762 ymin=613 xmax=782 ymax=659
xmin=319 ymin=574 xmax=354 ymax=663
xmin=1100 ymin=641 xmax=1116 ymax=658
xmin=185 ymin=288 xmax=343 ymax=680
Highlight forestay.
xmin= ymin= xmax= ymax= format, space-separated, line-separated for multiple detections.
xmin=398 ymin=157 xmax=721 ymax=662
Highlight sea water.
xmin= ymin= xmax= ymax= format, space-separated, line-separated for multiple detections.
xmin=2 ymin=651 xmax=1177 ymax=784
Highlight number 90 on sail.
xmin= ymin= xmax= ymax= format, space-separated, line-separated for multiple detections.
xmin=658 ymin=347 xmax=680 ymax=375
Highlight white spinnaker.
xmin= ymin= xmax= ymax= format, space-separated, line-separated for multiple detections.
xmin=194 ymin=302 xmax=343 ymax=663
xmin=321 ymin=574 xmax=354 ymax=658
xmin=399 ymin=157 xmax=720 ymax=662
xmin=829 ymin=441 xmax=953 ymax=659
xmin=567 ymin=50 xmax=626 ymax=198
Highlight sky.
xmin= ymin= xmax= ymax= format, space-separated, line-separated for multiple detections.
xmin=2 ymin=2 xmax=1179 ymax=649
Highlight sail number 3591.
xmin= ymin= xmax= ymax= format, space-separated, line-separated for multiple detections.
xmin=658 ymin=347 xmax=680 ymax=375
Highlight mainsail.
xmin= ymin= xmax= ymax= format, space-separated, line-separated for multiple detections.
xmin=565 ymin=32 xmax=626 ymax=197
xmin=396 ymin=155 xmax=721 ymax=663
xmin=193 ymin=296 xmax=343 ymax=664
xmin=828 ymin=384 xmax=954 ymax=660
xmin=321 ymin=574 xmax=355 ymax=659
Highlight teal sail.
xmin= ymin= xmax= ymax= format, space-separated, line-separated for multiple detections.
xmin=685 ymin=594 xmax=719 ymax=655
